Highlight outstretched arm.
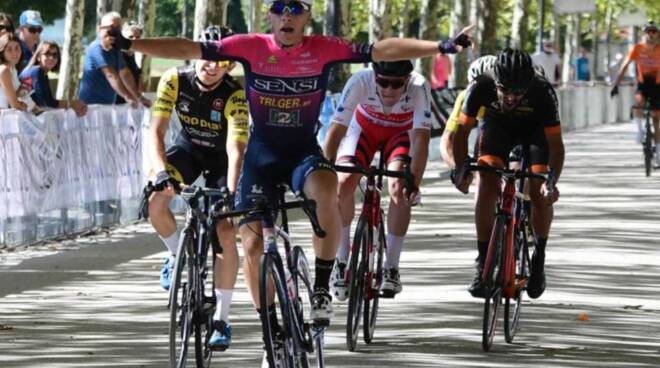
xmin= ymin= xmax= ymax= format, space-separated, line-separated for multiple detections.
xmin=372 ymin=25 xmax=474 ymax=61
xmin=130 ymin=38 xmax=202 ymax=60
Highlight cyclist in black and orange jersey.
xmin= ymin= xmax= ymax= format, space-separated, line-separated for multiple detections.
xmin=452 ymin=48 xmax=564 ymax=300
xmin=611 ymin=20 xmax=660 ymax=165
xmin=146 ymin=26 xmax=248 ymax=351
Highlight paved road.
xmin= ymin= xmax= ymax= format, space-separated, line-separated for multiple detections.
xmin=1 ymin=122 xmax=659 ymax=367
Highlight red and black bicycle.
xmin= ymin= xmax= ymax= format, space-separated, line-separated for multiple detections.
xmin=335 ymin=157 xmax=414 ymax=352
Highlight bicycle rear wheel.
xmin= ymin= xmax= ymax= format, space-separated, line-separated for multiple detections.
xmin=260 ymin=253 xmax=295 ymax=368
xmin=504 ymin=218 xmax=531 ymax=343
xmin=169 ymin=230 xmax=195 ymax=368
xmin=482 ymin=217 xmax=505 ymax=352
xmin=363 ymin=215 xmax=384 ymax=344
xmin=346 ymin=216 xmax=367 ymax=352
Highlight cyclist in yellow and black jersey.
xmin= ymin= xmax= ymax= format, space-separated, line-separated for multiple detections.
xmin=146 ymin=26 xmax=248 ymax=351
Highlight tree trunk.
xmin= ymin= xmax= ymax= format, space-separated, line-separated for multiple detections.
xmin=194 ymin=0 xmax=231 ymax=38
xmin=97 ymin=0 xmax=122 ymax=25
xmin=562 ymin=14 xmax=579 ymax=84
xmin=449 ymin=0 xmax=469 ymax=88
xmin=511 ymin=0 xmax=531 ymax=49
xmin=399 ymin=0 xmax=412 ymax=38
xmin=479 ymin=0 xmax=498 ymax=56
xmin=468 ymin=0 xmax=480 ymax=57
xmin=604 ymin=4 xmax=613 ymax=79
xmin=249 ymin=0 xmax=261 ymax=33
xmin=590 ymin=15 xmax=598 ymax=80
xmin=325 ymin=0 xmax=352 ymax=93
xmin=57 ymin=0 xmax=86 ymax=100
xmin=121 ymin=0 xmax=138 ymax=21
xmin=417 ymin=0 xmax=440 ymax=80
xmin=138 ymin=0 xmax=156 ymax=91
xmin=369 ymin=0 xmax=392 ymax=42
xmin=181 ymin=0 xmax=189 ymax=37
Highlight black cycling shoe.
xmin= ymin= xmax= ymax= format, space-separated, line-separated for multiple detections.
xmin=468 ymin=262 xmax=485 ymax=298
xmin=527 ymin=252 xmax=546 ymax=299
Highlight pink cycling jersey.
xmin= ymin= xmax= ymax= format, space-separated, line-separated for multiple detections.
xmin=201 ymin=33 xmax=372 ymax=148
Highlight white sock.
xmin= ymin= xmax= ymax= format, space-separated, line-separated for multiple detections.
xmin=160 ymin=232 xmax=179 ymax=255
xmin=385 ymin=234 xmax=405 ymax=269
xmin=213 ymin=288 xmax=233 ymax=323
xmin=336 ymin=226 xmax=351 ymax=263
xmin=634 ymin=118 xmax=643 ymax=144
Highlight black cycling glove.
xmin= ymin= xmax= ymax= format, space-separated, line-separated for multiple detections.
xmin=610 ymin=85 xmax=619 ymax=98
xmin=154 ymin=170 xmax=179 ymax=191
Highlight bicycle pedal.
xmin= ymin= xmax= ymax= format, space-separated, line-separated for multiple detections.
xmin=378 ymin=290 xmax=396 ymax=299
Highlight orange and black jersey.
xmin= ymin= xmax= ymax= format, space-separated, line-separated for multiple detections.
xmin=459 ymin=74 xmax=561 ymax=136
xmin=153 ymin=67 xmax=249 ymax=153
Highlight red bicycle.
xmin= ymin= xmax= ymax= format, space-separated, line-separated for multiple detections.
xmin=335 ymin=156 xmax=414 ymax=352
xmin=464 ymin=152 xmax=555 ymax=351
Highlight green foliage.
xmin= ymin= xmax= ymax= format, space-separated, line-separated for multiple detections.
xmin=227 ymin=0 xmax=248 ymax=33
xmin=0 ymin=0 xmax=66 ymax=26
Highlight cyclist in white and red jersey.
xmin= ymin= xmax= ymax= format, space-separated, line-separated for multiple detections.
xmin=323 ymin=60 xmax=432 ymax=299
xmin=111 ymin=1 xmax=473 ymax=364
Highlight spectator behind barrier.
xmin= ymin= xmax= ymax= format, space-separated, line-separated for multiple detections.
xmin=19 ymin=41 xmax=87 ymax=116
xmin=116 ymin=21 xmax=144 ymax=104
xmin=17 ymin=10 xmax=43 ymax=72
xmin=79 ymin=12 xmax=151 ymax=108
xmin=0 ymin=33 xmax=36 ymax=111
xmin=572 ymin=47 xmax=591 ymax=82
xmin=0 ymin=13 xmax=15 ymax=38
xmin=532 ymin=40 xmax=561 ymax=85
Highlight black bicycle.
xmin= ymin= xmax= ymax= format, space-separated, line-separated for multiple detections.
xmin=167 ymin=184 xmax=228 ymax=368
xmin=215 ymin=185 xmax=327 ymax=367
xmin=633 ymin=101 xmax=655 ymax=176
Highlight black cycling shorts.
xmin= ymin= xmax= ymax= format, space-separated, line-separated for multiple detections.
xmin=636 ymin=79 xmax=660 ymax=111
xmin=164 ymin=145 xmax=228 ymax=188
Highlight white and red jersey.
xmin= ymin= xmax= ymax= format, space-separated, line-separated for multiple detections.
xmin=332 ymin=69 xmax=433 ymax=132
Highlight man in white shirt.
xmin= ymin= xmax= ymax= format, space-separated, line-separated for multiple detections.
xmin=532 ymin=40 xmax=562 ymax=85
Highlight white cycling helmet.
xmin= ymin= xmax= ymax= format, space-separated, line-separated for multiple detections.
xmin=467 ymin=55 xmax=497 ymax=84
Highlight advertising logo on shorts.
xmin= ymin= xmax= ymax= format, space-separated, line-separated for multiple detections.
xmin=212 ymin=98 xmax=224 ymax=110
xmin=268 ymin=109 xmax=301 ymax=127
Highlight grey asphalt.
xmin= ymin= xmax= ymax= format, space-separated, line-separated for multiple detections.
xmin=1 ymin=122 xmax=659 ymax=367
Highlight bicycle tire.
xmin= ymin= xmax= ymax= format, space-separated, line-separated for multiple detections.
xmin=482 ymin=217 xmax=505 ymax=352
xmin=346 ymin=215 xmax=367 ymax=352
xmin=169 ymin=230 xmax=195 ymax=368
xmin=260 ymin=253 xmax=295 ymax=368
xmin=292 ymin=245 xmax=314 ymax=367
xmin=504 ymin=217 xmax=530 ymax=343
xmin=363 ymin=214 xmax=384 ymax=344
xmin=644 ymin=121 xmax=653 ymax=177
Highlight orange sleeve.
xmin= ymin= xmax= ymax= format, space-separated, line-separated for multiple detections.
xmin=458 ymin=112 xmax=477 ymax=129
xmin=544 ymin=125 xmax=562 ymax=136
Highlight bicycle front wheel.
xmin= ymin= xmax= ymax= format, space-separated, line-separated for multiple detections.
xmin=644 ymin=125 xmax=653 ymax=177
xmin=169 ymin=230 xmax=195 ymax=368
xmin=346 ymin=216 xmax=367 ymax=352
xmin=482 ymin=217 xmax=505 ymax=352
xmin=363 ymin=214 xmax=384 ymax=344
xmin=504 ymin=218 xmax=531 ymax=344
xmin=292 ymin=245 xmax=314 ymax=367
xmin=260 ymin=253 xmax=295 ymax=368
xmin=194 ymin=249 xmax=214 ymax=367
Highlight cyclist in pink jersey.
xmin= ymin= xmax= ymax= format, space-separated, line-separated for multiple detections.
xmin=111 ymin=1 xmax=472 ymax=364
xmin=323 ymin=60 xmax=432 ymax=299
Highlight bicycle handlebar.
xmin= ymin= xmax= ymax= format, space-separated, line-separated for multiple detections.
xmin=334 ymin=164 xmax=417 ymax=196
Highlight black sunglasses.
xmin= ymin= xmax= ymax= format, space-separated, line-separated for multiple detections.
xmin=27 ymin=26 xmax=43 ymax=34
xmin=44 ymin=51 xmax=59 ymax=58
xmin=0 ymin=25 xmax=14 ymax=32
xmin=269 ymin=1 xmax=308 ymax=16
xmin=375 ymin=77 xmax=406 ymax=89
xmin=496 ymin=84 xmax=529 ymax=96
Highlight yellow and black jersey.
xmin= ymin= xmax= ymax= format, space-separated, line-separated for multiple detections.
xmin=153 ymin=67 xmax=249 ymax=152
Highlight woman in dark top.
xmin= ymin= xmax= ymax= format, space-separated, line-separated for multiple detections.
xmin=19 ymin=41 xmax=87 ymax=116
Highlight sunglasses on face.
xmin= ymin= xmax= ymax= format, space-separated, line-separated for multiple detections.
xmin=44 ymin=51 xmax=59 ymax=58
xmin=27 ymin=26 xmax=43 ymax=34
xmin=269 ymin=1 xmax=308 ymax=16
xmin=0 ymin=25 xmax=14 ymax=32
xmin=375 ymin=77 xmax=406 ymax=89
xmin=646 ymin=29 xmax=658 ymax=34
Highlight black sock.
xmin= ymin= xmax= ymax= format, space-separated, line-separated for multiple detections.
xmin=314 ymin=258 xmax=335 ymax=292
xmin=534 ymin=237 xmax=547 ymax=260
xmin=477 ymin=241 xmax=489 ymax=265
